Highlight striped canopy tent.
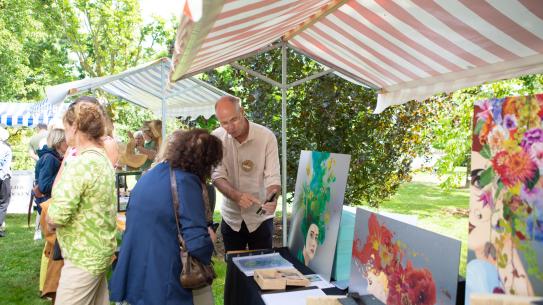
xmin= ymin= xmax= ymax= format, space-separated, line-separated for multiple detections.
xmin=0 ymin=102 xmax=66 ymax=127
xmin=171 ymin=0 xmax=543 ymax=113
xmin=170 ymin=0 xmax=543 ymax=244
xmin=32 ymin=57 xmax=231 ymax=137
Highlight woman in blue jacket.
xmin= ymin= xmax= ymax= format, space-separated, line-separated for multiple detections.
xmin=34 ymin=128 xmax=67 ymax=292
xmin=34 ymin=128 xmax=67 ymax=219
xmin=110 ymin=129 xmax=222 ymax=305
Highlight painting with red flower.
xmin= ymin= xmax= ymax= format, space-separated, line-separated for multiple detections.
xmin=349 ymin=208 xmax=460 ymax=305
xmin=467 ymin=94 xmax=543 ymax=305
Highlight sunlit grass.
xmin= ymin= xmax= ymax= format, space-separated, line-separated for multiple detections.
xmin=0 ymin=178 xmax=468 ymax=304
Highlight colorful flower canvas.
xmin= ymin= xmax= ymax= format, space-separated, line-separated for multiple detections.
xmin=466 ymin=94 xmax=543 ymax=304
xmin=288 ymin=151 xmax=351 ymax=281
xmin=349 ymin=208 xmax=461 ymax=305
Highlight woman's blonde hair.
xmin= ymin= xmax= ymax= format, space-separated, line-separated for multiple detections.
xmin=47 ymin=128 xmax=66 ymax=150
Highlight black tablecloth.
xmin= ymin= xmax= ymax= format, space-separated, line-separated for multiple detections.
xmin=224 ymin=247 xmax=346 ymax=305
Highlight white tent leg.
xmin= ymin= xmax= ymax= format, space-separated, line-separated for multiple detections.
xmin=281 ymin=43 xmax=288 ymax=246
xmin=161 ymin=60 xmax=167 ymax=144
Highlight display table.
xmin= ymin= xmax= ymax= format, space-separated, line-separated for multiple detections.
xmin=224 ymin=247 xmax=346 ymax=305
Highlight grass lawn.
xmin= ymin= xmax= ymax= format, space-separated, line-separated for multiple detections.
xmin=375 ymin=179 xmax=469 ymax=277
xmin=0 ymin=178 xmax=468 ymax=304
xmin=0 ymin=214 xmax=228 ymax=305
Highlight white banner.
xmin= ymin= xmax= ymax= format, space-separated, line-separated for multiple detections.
xmin=7 ymin=170 xmax=33 ymax=214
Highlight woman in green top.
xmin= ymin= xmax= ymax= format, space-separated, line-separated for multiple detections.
xmin=47 ymin=96 xmax=116 ymax=305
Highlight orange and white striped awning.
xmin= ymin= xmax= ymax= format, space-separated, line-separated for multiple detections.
xmin=170 ymin=0 xmax=543 ymax=113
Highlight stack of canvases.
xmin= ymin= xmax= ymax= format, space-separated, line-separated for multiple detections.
xmin=466 ymin=94 xmax=543 ymax=304
xmin=287 ymin=150 xmax=463 ymax=305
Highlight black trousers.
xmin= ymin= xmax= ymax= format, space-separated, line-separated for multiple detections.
xmin=0 ymin=177 xmax=11 ymax=227
xmin=221 ymin=218 xmax=273 ymax=252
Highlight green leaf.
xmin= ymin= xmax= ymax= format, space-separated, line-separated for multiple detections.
xmin=480 ymin=144 xmax=492 ymax=159
xmin=494 ymin=180 xmax=504 ymax=201
xmin=479 ymin=167 xmax=495 ymax=188
xmin=474 ymin=119 xmax=485 ymax=135
xmin=526 ymin=169 xmax=540 ymax=191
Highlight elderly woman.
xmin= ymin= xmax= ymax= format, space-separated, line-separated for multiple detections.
xmin=110 ymin=129 xmax=222 ymax=305
xmin=47 ymin=96 xmax=116 ymax=305
xmin=34 ymin=128 xmax=67 ymax=214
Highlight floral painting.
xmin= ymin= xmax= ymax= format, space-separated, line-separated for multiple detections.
xmin=288 ymin=151 xmax=351 ymax=281
xmin=350 ymin=208 xmax=461 ymax=305
xmin=466 ymin=94 xmax=543 ymax=304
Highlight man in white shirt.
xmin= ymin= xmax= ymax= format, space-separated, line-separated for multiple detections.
xmin=0 ymin=127 xmax=12 ymax=237
xmin=212 ymin=96 xmax=281 ymax=251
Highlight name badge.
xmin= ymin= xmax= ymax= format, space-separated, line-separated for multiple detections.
xmin=241 ymin=160 xmax=254 ymax=172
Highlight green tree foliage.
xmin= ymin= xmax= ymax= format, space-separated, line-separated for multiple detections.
xmin=203 ymin=49 xmax=437 ymax=206
xmin=54 ymin=0 xmax=173 ymax=77
xmin=431 ymin=74 xmax=543 ymax=190
xmin=53 ymin=0 xmax=179 ymax=140
xmin=1 ymin=0 xmax=177 ymax=169
xmin=0 ymin=0 xmax=72 ymax=101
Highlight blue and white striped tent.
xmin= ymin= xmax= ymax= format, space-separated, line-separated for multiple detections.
xmin=31 ymin=58 xmax=231 ymax=121
xmin=0 ymin=102 xmax=66 ymax=127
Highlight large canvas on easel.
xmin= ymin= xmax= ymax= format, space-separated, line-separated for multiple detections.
xmin=466 ymin=94 xmax=543 ymax=304
xmin=349 ymin=208 xmax=461 ymax=305
xmin=288 ymin=151 xmax=351 ymax=281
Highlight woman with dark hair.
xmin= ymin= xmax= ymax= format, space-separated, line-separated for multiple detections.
xmin=110 ymin=129 xmax=222 ymax=305
xmin=47 ymin=96 xmax=116 ymax=305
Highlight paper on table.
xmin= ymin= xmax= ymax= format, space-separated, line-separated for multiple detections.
xmin=261 ymin=289 xmax=326 ymax=305
xmin=304 ymin=274 xmax=334 ymax=289
xmin=232 ymin=253 xmax=293 ymax=276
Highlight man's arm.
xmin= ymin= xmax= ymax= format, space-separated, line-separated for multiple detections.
xmin=213 ymin=178 xmax=259 ymax=209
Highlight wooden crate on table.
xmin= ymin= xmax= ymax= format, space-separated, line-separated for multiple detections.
xmin=254 ymin=268 xmax=310 ymax=290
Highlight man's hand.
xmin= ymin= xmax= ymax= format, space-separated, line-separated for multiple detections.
xmin=237 ymin=192 xmax=260 ymax=209
xmin=261 ymin=201 xmax=277 ymax=215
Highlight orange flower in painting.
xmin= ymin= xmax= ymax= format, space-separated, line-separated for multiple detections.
xmin=492 ymin=150 xmax=537 ymax=187
xmin=479 ymin=119 xmax=495 ymax=145
xmin=502 ymin=96 xmax=521 ymax=117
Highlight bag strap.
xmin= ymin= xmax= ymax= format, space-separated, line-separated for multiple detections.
xmin=169 ymin=166 xmax=213 ymax=250
xmin=169 ymin=166 xmax=187 ymax=252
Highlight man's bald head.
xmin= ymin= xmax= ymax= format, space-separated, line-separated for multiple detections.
xmin=215 ymin=96 xmax=247 ymax=140
xmin=215 ymin=96 xmax=241 ymax=112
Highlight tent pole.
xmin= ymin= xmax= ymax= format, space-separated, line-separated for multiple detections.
xmin=160 ymin=60 xmax=167 ymax=144
xmin=281 ymin=42 xmax=288 ymax=246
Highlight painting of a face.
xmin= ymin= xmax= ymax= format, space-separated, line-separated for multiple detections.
xmin=288 ymin=151 xmax=351 ymax=281
xmin=466 ymin=95 xmax=543 ymax=303
xmin=350 ymin=209 xmax=460 ymax=305
xmin=366 ymin=270 xmax=388 ymax=303
xmin=305 ymin=223 xmax=319 ymax=261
